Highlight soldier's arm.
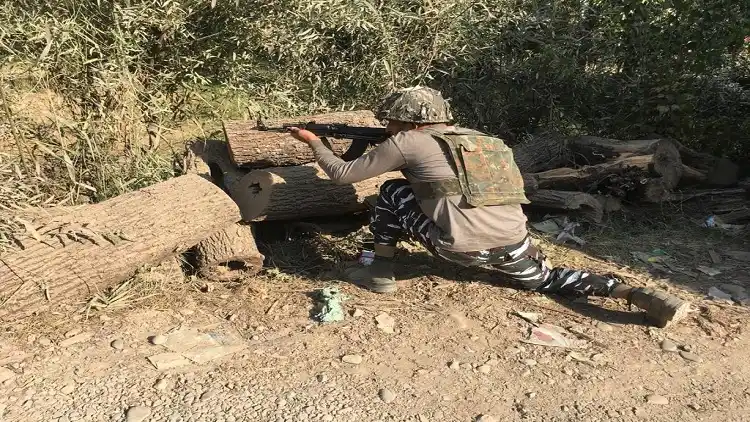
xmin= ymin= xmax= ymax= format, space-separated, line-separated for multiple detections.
xmin=309 ymin=135 xmax=407 ymax=184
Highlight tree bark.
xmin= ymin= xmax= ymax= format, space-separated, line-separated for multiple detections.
xmin=224 ymin=110 xmax=382 ymax=168
xmin=234 ymin=163 xmax=403 ymax=221
xmin=189 ymin=138 xmax=249 ymax=195
xmin=192 ymin=223 xmax=265 ymax=282
xmin=525 ymin=190 xmax=604 ymax=223
xmin=0 ymin=174 xmax=241 ymax=322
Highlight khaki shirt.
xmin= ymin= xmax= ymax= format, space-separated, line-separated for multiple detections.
xmin=310 ymin=126 xmax=528 ymax=252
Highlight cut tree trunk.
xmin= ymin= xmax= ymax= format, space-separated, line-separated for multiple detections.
xmin=192 ymin=223 xmax=265 ymax=282
xmin=0 ymin=174 xmax=241 ymax=322
xmin=235 ymin=163 xmax=403 ymax=221
xmin=224 ymin=110 xmax=382 ymax=168
xmin=189 ymin=138 xmax=249 ymax=196
xmin=525 ymin=190 xmax=604 ymax=223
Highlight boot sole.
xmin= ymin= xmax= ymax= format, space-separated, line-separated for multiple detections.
xmin=349 ymin=279 xmax=398 ymax=294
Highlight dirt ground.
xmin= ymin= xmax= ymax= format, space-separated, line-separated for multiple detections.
xmin=1 ymin=207 xmax=749 ymax=422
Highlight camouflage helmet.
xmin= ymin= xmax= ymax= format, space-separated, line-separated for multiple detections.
xmin=375 ymin=86 xmax=453 ymax=124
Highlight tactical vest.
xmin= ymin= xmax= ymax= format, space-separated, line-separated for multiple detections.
xmin=411 ymin=127 xmax=530 ymax=207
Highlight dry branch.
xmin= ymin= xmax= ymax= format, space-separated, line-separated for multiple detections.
xmin=0 ymin=175 xmax=241 ymax=322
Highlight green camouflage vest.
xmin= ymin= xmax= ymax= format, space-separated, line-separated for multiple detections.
xmin=412 ymin=127 xmax=529 ymax=207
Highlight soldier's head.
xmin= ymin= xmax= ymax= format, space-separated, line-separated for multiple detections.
xmin=375 ymin=86 xmax=453 ymax=134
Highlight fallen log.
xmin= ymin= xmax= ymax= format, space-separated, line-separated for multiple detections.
xmin=224 ymin=110 xmax=382 ymax=168
xmin=525 ymin=190 xmax=604 ymax=223
xmin=568 ymin=135 xmax=739 ymax=187
xmin=527 ymin=149 xmax=683 ymax=204
xmin=235 ymin=163 xmax=403 ymax=221
xmin=192 ymin=223 xmax=265 ymax=282
xmin=0 ymin=174 xmax=241 ymax=322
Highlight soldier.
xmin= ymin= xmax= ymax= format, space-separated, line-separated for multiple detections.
xmin=288 ymin=86 xmax=690 ymax=328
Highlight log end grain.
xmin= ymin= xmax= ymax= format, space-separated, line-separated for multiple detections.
xmin=193 ymin=223 xmax=265 ymax=282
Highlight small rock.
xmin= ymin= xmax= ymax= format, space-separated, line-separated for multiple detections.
xmin=633 ymin=407 xmax=647 ymax=417
xmin=461 ymin=363 xmax=473 ymax=371
xmin=476 ymin=415 xmax=498 ymax=422
xmin=126 ymin=406 xmax=151 ymax=422
xmin=37 ymin=337 xmax=52 ymax=347
xmin=595 ymin=322 xmax=614 ymax=332
xmin=154 ymin=379 xmax=168 ymax=390
xmin=688 ymin=403 xmax=701 ymax=411
xmin=660 ymin=339 xmax=678 ymax=352
xmin=200 ymin=389 xmax=217 ymax=400
xmin=522 ymin=359 xmax=537 ymax=367
xmin=322 ymin=415 xmax=333 ymax=422
xmin=646 ymin=394 xmax=669 ymax=405
xmin=61 ymin=383 xmax=75 ymax=395
xmin=562 ymin=368 xmax=574 ymax=376
xmin=375 ymin=312 xmax=395 ymax=334
xmin=520 ymin=370 xmax=531 ymax=377
xmin=448 ymin=312 xmax=469 ymax=330
xmin=150 ymin=335 xmax=167 ymax=345
xmin=448 ymin=360 xmax=460 ymax=370
xmin=561 ymin=405 xmax=570 ymax=412
xmin=378 ymin=388 xmax=396 ymax=403
xmin=680 ymin=344 xmax=693 ymax=352
xmin=707 ymin=286 xmax=732 ymax=300
xmin=679 ymin=351 xmax=702 ymax=363
xmin=316 ymin=374 xmax=328 ymax=383
xmin=351 ymin=309 xmax=364 ymax=318
xmin=485 ymin=359 xmax=499 ymax=366
xmin=477 ymin=365 xmax=491 ymax=374
xmin=341 ymin=355 xmax=363 ymax=365
xmin=0 ymin=367 xmax=16 ymax=383
xmin=526 ymin=392 xmax=537 ymax=399
xmin=111 ymin=339 xmax=125 ymax=350
xmin=64 ymin=328 xmax=82 ymax=338
xmin=59 ymin=333 xmax=92 ymax=348
xmin=227 ymin=314 xmax=238 ymax=322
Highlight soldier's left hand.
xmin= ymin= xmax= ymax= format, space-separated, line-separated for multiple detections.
xmin=287 ymin=127 xmax=320 ymax=144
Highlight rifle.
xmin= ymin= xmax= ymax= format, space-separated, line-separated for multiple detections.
xmin=255 ymin=119 xmax=390 ymax=161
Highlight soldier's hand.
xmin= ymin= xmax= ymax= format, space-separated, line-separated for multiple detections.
xmin=287 ymin=127 xmax=320 ymax=144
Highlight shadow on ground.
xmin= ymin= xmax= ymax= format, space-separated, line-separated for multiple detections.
xmin=250 ymin=200 xmax=749 ymax=327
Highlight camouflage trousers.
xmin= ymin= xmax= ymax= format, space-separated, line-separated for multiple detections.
xmin=370 ymin=179 xmax=621 ymax=297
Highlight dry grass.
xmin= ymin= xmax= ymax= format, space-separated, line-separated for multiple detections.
xmin=80 ymin=257 xmax=188 ymax=319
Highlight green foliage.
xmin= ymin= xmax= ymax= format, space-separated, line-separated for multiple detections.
xmin=0 ymin=0 xmax=748 ymax=211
